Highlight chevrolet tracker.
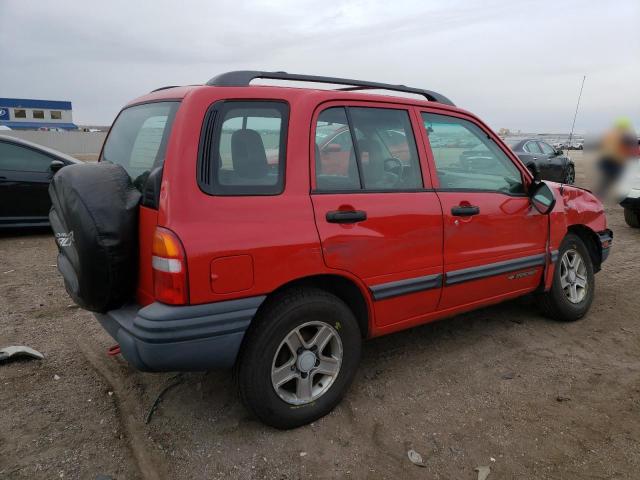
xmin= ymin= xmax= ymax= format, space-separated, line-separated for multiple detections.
xmin=49 ymin=71 xmax=612 ymax=429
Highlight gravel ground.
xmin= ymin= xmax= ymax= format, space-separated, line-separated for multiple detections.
xmin=1 ymin=153 xmax=639 ymax=479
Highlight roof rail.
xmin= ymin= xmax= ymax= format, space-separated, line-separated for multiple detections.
xmin=150 ymin=85 xmax=181 ymax=93
xmin=206 ymin=71 xmax=455 ymax=106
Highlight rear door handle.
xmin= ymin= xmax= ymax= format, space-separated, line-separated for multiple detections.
xmin=326 ymin=210 xmax=367 ymax=224
xmin=451 ymin=205 xmax=480 ymax=217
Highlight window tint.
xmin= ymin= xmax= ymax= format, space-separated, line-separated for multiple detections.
xmin=0 ymin=141 xmax=54 ymax=172
xmin=314 ymin=107 xmax=422 ymax=191
xmin=315 ymin=108 xmax=359 ymax=190
xmin=50 ymin=111 xmax=62 ymax=120
xmin=524 ymin=141 xmax=542 ymax=154
xmin=539 ymin=142 xmax=555 ymax=154
xmin=422 ymin=113 xmax=524 ymax=194
xmin=33 ymin=110 xmax=44 ymax=119
xmin=101 ymin=102 xmax=179 ymax=190
xmin=14 ymin=109 xmax=26 ymax=118
xmin=200 ymin=101 xmax=288 ymax=195
xmin=350 ymin=108 xmax=422 ymax=190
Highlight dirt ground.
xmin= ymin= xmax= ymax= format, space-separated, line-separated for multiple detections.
xmin=1 ymin=152 xmax=639 ymax=479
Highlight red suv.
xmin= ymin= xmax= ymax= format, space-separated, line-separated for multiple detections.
xmin=49 ymin=71 xmax=612 ymax=429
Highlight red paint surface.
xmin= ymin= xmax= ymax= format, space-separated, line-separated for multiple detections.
xmin=117 ymin=85 xmax=609 ymax=338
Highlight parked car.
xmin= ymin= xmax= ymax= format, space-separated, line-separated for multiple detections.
xmin=0 ymin=135 xmax=79 ymax=228
xmin=49 ymin=71 xmax=611 ymax=429
xmin=506 ymin=138 xmax=575 ymax=184
xmin=618 ymin=156 xmax=640 ymax=227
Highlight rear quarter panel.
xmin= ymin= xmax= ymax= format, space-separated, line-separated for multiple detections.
xmin=157 ymin=88 xmax=352 ymax=305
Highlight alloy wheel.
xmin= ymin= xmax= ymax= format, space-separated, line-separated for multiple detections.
xmin=271 ymin=321 xmax=343 ymax=405
xmin=559 ymin=249 xmax=588 ymax=304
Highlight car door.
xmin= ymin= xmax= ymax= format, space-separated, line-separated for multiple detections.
xmin=419 ymin=112 xmax=548 ymax=311
xmin=0 ymin=140 xmax=56 ymax=224
xmin=522 ymin=140 xmax=547 ymax=178
xmin=539 ymin=141 xmax=563 ymax=181
xmin=310 ymin=103 xmax=444 ymax=331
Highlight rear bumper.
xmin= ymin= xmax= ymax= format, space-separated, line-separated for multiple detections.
xmin=95 ymin=296 xmax=265 ymax=372
xmin=598 ymin=229 xmax=613 ymax=263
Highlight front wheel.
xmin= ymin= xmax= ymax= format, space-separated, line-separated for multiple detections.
xmin=236 ymin=287 xmax=362 ymax=429
xmin=624 ymin=207 xmax=640 ymax=228
xmin=538 ymin=233 xmax=595 ymax=321
xmin=564 ymin=164 xmax=575 ymax=184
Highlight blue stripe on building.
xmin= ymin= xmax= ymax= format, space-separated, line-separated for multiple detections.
xmin=0 ymin=98 xmax=72 ymax=110
xmin=0 ymin=121 xmax=78 ymax=130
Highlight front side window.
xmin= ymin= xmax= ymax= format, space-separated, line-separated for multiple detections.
xmin=314 ymin=106 xmax=422 ymax=191
xmin=101 ymin=101 xmax=179 ymax=190
xmin=0 ymin=141 xmax=54 ymax=172
xmin=200 ymin=101 xmax=288 ymax=195
xmin=33 ymin=110 xmax=44 ymax=119
xmin=539 ymin=142 xmax=555 ymax=155
xmin=422 ymin=113 xmax=524 ymax=194
xmin=50 ymin=111 xmax=62 ymax=120
xmin=14 ymin=109 xmax=26 ymax=118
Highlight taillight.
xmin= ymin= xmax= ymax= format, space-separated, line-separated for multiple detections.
xmin=152 ymin=227 xmax=188 ymax=305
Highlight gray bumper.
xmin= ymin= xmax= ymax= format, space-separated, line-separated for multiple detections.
xmin=95 ymin=296 xmax=265 ymax=372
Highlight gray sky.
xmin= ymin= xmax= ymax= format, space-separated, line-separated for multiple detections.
xmin=1 ymin=0 xmax=638 ymax=132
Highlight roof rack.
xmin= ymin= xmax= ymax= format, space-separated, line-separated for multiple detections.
xmin=150 ymin=85 xmax=181 ymax=93
xmin=206 ymin=71 xmax=455 ymax=106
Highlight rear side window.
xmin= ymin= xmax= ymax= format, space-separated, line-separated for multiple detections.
xmin=314 ymin=106 xmax=422 ymax=192
xmin=524 ymin=141 xmax=542 ymax=154
xmin=101 ymin=102 xmax=179 ymax=189
xmin=198 ymin=101 xmax=288 ymax=195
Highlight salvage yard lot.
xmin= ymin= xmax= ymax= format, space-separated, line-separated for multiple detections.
xmin=1 ymin=153 xmax=639 ymax=479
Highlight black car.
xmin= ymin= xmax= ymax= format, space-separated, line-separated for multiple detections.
xmin=0 ymin=135 xmax=80 ymax=228
xmin=506 ymin=138 xmax=575 ymax=184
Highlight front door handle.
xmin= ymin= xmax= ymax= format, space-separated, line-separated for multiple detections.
xmin=326 ymin=210 xmax=367 ymax=224
xmin=451 ymin=205 xmax=480 ymax=217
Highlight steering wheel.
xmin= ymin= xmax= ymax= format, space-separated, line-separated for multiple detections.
xmin=383 ymin=157 xmax=403 ymax=176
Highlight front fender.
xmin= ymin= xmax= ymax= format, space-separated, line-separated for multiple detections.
xmin=544 ymin=183 xmax=608 ymax=288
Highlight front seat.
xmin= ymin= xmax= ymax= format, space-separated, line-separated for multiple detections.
xmin=356 ymin=139 xmax=390 ymax=188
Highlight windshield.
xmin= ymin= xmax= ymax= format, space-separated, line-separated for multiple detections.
xmin=101 ymin=101 xmax=179 ymax=189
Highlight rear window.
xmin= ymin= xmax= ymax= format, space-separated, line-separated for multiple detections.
xmin=101 ymin=101 xmax=179 ymax=189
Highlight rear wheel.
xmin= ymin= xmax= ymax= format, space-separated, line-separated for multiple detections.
xmin=624 ymin=208 xmax=640 ymax=228
xmin=236 ymin=287 xmax=362 ymax=429
xmin=538 ymin=233 xmax=595 ymax=321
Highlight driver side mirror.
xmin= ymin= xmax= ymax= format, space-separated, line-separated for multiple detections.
xmin=526 ymin=163 xmax=540 ymax=182
xmin=529 ymin=181 xmax=556 ymax=214
xmin=49 ymin=160 xmax=65 ymax=172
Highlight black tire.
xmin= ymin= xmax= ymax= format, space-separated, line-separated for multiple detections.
xmin=236 ymin=287 xmax=362 ymax=429
xmin=564 ymin=164 xmax=575 ymax=184
xmin=538 ymin=233 xmax=595 ymax=322
xmin=624 ymin=208 xmax=640 ymax=228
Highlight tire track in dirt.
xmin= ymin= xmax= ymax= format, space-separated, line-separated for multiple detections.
xmin=67 ymin=315 xmax=167 ymax=480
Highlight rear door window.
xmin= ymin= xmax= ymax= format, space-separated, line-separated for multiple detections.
xmin=524 ymin=141 xmax=542 ymax=154
xmin=101 ymin=102 xmax=179 ymax=189
xmin=314 ymin=106 xmax=422 ymax=191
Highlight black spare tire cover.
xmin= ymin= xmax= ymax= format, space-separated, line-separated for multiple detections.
xmin=49 ymin=162 xmax=142 ymax=313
